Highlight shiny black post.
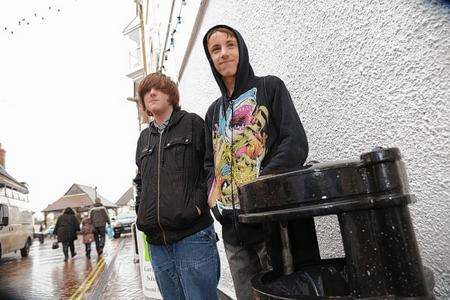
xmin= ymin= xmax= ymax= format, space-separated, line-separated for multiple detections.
xmin=238 ymin=147 xmax=432 ymax=299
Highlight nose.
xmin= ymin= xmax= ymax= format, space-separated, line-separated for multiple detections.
xmin=220 ymin=46 xmax=229 ymax=59
xmin=148 ymin=89 xmax=157 ymax=98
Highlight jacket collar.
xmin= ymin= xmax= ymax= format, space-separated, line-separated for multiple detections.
xmin=149 ymin=108 xmax=185 ymax=134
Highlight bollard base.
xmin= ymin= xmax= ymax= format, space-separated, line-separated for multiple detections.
xmin=252 ymin=258 xmax=349 ymax=299
xmin=251 ymin=259 xmax=434 ymax=300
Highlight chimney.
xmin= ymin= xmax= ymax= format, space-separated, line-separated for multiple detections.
xmin=0 ymin=143 xmax=5 ymax=168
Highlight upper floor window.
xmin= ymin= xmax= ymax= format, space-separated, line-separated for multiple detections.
xmin=0 ymin=204 xmax=9 ymax=226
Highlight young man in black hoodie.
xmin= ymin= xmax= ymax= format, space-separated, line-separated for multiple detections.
xmin=134 ymin=73 xmax=220 ymax=299
xmin=204 ymin=25 xmax=308 ymax=299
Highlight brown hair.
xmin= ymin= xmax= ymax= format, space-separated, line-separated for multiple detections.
xmin=138 ymin=73 xmax=180 ymax=115
xmin=206 ymin=27 xmax=237 ymax=48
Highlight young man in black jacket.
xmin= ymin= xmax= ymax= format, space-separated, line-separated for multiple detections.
xmin=134 ymin=73 xmax=220 ymax=299
xmin=204 ymin=25 xmax=309 ymax=300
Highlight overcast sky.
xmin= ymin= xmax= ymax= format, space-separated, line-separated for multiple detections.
xmin=0 ymin=0 xmax=139 ymax=216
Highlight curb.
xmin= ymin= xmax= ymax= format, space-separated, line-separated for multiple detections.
xmin=86 ymin=239 xmax=125 ymax=300
xmin=69 ymin=257 xmax=106 ymax=300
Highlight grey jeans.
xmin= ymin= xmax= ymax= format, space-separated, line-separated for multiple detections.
xmin=224 ymin=241 xmax=271 ymax=300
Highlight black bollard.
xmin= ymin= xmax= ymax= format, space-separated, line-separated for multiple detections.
xmin=238 ymin=147 xmax=433 ymax=299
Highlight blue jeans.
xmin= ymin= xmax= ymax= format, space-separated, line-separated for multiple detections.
xmin=149 ymin=225 xmax=220 ymax=300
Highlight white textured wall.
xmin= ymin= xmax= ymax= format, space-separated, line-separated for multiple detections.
xmin=178 ymin=0 xmax=450 ymax=297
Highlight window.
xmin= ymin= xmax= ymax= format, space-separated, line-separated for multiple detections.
xmin=19 ymin=208 xmax=32 ymax=225
xmin=9 ymin=206 xmax=19 ymax=224
xmin=0 ymin=204 xmax=9 ymax=226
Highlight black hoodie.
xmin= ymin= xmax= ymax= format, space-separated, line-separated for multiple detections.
xmin=203 ymin=25 xmax=309 ymax=246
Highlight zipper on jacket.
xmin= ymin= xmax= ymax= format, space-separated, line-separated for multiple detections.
xmin=157 ymin=131 xmax=167 ymax=245
xmin=229 ymin=99 xmax=243 ymax=246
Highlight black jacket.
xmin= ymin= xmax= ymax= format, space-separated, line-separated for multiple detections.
xmin=203 ymin=25 xmax=309 ymax=246
xmin=134 ymin=109 xmax=213 ymax=245
xmin=54 ymin=212 xmax=80 ymax=243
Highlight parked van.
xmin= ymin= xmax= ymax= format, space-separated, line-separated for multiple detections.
xmin=0 ymin=171 xmax=33 ymax=260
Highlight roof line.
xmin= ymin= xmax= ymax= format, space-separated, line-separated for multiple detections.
xmin=62 ymin=193 xmax=87 ymax=198
xmin=122 ymin=15 xmax=139 ymax=34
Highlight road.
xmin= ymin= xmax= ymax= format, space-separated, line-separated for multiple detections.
xmin=0 ymin=235 xmax=128 ymax=299
xmin=0 ymin=229 xmax=236 ymax=299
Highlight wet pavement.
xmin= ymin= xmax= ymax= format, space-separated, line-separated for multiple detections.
xmin=0 ymin=227 xmax=237 ymax=299
xmin=94 ymin=224 xmax=236 ymax=299
xmin=0 ymin=235 xmax=123 ymax=299
xmin=91 ymin=235 xmax=142 ymax=299
xmin=215 ymin=223 xmax=237 ymax=299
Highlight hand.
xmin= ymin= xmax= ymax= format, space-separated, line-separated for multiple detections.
xmin=208 ymin=196 xmax=217 ymax=208
xmin=208 ymin=177 xmax=223 ymax=208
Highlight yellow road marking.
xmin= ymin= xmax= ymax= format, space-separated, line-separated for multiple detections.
xmin=69 ymin=257 xmax=105 ymax=300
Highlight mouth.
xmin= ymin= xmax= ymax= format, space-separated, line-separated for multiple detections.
xmin=219 ymin=60 xmax=234 ymax=65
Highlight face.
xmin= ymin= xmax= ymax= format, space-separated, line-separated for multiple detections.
xmin=207 ymin=31 xmax=239 ymax=79
xmin=143 ymin=88 xmax=172 ymax=116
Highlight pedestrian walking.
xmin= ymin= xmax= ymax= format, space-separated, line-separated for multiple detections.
xmin=80 ymin=217 xmax=95 ymax=259
xmin=54 ymin=207 xmax=80 ymax=262
xmin=134 ymin=72 xmax=220 ymax=299
xmin=38 ymin=223 xmax=45 ymax=244
xmin=89 ymin=199 xmax=110 ymax=256
xmin=203 ymin=25 xmax=309 ymax=299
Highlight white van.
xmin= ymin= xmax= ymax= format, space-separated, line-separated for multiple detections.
xmin=0 ymin=181 xmax=34 ymax=260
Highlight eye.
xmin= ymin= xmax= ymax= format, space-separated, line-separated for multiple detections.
xmin=227 ymin=41 xmax=237 ymax=48
xmin=210 ymin=46 xmax=220 ymax=54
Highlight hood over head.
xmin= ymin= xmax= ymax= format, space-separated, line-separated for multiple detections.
xmin=203 ymin=25 xmax=254 ymax=99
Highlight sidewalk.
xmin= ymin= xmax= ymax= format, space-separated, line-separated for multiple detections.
xmin=87 ymin=236 xmax=142 ymax=299
xmin=0 ymin=229 xmax=236 ymax=299
xmin=88 ymin=226 xmax=236 ymax=299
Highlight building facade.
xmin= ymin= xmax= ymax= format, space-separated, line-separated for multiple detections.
xmin=42 ymin=183 xmax=118 ymax=226
xmin=178 ymin=1 xmax=450 ymax=297
xmin=115 ymin=186 xmax=135 ymax=215
xmin=125 ymin=0 xmax=449 ymax=297
xmin=123 ymin=0 xmax=208 ymax=127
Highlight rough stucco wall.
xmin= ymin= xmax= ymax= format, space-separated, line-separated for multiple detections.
xmin=178 ymin=0 xmax=449 ymax=297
